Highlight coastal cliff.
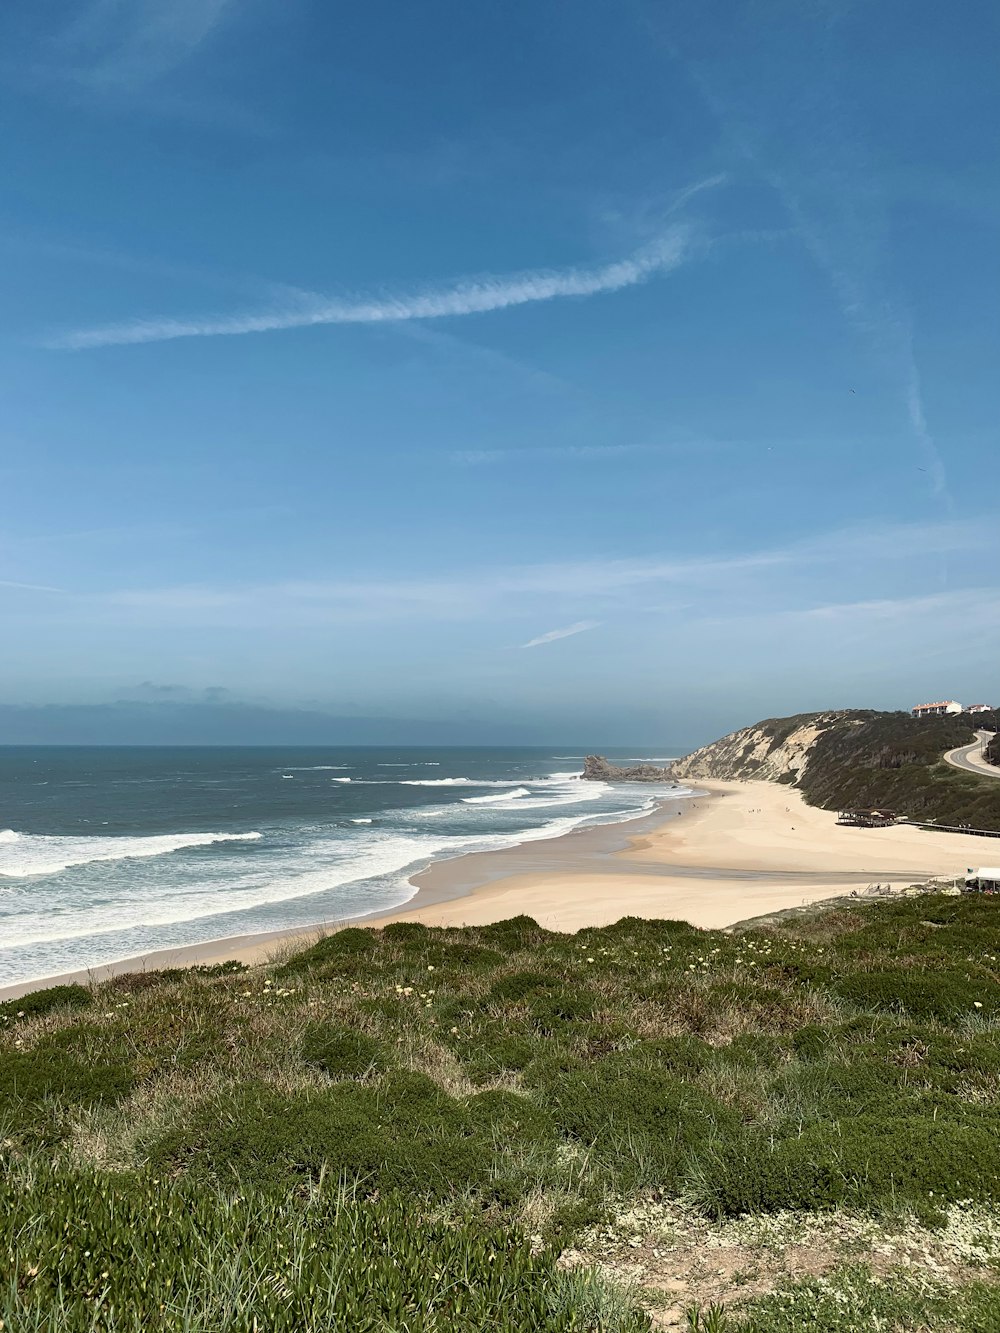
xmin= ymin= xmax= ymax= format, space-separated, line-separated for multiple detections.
xmin=673 ymin=709 xmax=1000 ymax=830
xmin=671 ymin=712 xmax=848 ymax=783
xmin=581 ymin=755 xmax=676 ymax=783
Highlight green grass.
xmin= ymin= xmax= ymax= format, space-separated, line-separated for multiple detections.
xmin=2 ymin=892 xmax=999 ymax=1328
xmin=0 ymin=1158 xmax=652 ymax=1333
xmin=732 ymin=1263 xmax=1000 ymax=1331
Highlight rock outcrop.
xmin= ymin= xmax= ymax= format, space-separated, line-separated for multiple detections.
xmin=581 ymin=755 xmax=676 ymax=783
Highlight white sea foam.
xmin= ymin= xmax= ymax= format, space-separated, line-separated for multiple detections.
xmin=0 ymin=758 xmax=696 ymax=984
xmin=0 ymin=829 xmax=262 ymax=879
xmin=284 ymin=766 xmax=352 ymax=771
xmin=0 ymin=790 xmax=686 ymax=955
xmin=462 ymin=787 xmax=531 ymax=804
xmin=351 ymin=777 xmax=523 ymax=787
xmin=466 ymin=787 xmax=606 ymax=812
xmin=2 ymin=828 xmax=484 ymax=949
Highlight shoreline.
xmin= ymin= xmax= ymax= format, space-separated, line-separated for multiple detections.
xmin=0 ymin=791 xmax=686 ymax=1000
xmin=2 ymin=778 xmax=988 ymax=1000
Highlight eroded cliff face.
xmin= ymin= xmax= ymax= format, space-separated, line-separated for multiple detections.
xmin=671 ymin=712 xmax=860 ymax=783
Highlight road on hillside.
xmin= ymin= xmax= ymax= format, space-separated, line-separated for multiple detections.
xmin=944 ymin=731 xmax=1000 ymax=778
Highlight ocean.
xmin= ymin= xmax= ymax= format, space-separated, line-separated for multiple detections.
xmin=0 ymin=746 xmax=686 ymax=987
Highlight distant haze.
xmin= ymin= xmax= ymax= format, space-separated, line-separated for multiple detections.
xmin=0 ymin=701 xmax=698 ymax=750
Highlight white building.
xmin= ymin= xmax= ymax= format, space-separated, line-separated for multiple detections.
xmin=911 ymin=700 xmax=963 ymax=717
xmin=965 ymin=867 xmax=1000 ymax=893
xmin=968 ymin=704 xmax=994 ymax=714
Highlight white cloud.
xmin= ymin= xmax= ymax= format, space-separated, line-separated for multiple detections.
xmin=522 ymin=621 xmax=601 ymax=648
xmin=53 ymin=0 xmax=234 ymax=88
xmin=45 ymin=228 xmax=695 ymax=350
xmin=16 ymin=517 xmax=994 ymax=635
xmin=0 ymin=578 xmax=64 ymax=593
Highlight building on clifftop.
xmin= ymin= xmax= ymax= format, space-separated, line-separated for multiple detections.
xmin=911 ymin=700 xmax=963 ymax=717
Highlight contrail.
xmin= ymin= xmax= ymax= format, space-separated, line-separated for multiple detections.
xmin=46 ymin=228 xmax=694 ymax=350
xmin=522 ymin=620 xmax=600 ymax=648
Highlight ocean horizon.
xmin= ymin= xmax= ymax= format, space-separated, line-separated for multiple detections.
xmin=0 ymin=745 xmax=689 ymax=986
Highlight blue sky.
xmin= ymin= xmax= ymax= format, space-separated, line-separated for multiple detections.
xmin=1 ymin=0 xmax=997 ymax=744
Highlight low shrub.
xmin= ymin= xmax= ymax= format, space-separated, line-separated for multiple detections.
xmin=832 ymin=967 xmax=998 ymax=1022
xmin=487 ymin=970 xmax=561 ymax=1005
xmin=0 ymin=983 xmax=92 ymax=1023
xmin=100 ymin=970 xmax=175 ymax=995
xmin=459 ymin=1031 xmax=544 ymax=1084
xmin=529 ymin=987 xmax=596 ymax=1034
xmin=474 ymin=916 xmax=555 ymax=951
xmin=465 ymin=1089 xmax=553 ymax=1143
xmin=380 ymin=920 xmax=429 ymax=944
xmin=613 ymin=1036 xmax=713 ymax=1077
xmin=793 ymin=1024 xmax=833 ymax=1061
xmin=425 ymin=941 xmax=505 ymax=972
xmin=0 ymin=1043 xmax=134 ymax=1144
xmin=276 ymin=927 xmax=378 ymax=976
xmin=545 ymin=1057 xmax=739 ymax=1190
xmin=698 ymin=1114 xmax=1000 ymax=1217
xmin=150 ymin=1070 xmax=556 ymax=1202
xmin=300 ymin=1023 xmax=386 ymax=1078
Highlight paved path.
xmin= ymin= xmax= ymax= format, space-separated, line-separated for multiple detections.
xmin=944 ymin=731 xmax=1000 ymax=778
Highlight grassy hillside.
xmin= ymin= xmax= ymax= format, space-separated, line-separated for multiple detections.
xmin=797 ymin=709 xmax=1000 ymax=829
xmin=682 ymin=709 xmax=1000 ymax=830
xmin=3 ymin=898 xmax=1000 ymax=1330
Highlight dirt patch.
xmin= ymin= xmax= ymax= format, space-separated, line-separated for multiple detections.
xmin=559 ymin=1197 xmax=1000 ymax=1327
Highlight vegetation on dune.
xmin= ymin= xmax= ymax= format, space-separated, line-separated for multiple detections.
xmin=684 ymin=708 xmax=1000 ymax=830
xmin=799 ymin=710 xmax=1000 ymax=829
xmin=2 ymin=894 xmax=999 ymax=1328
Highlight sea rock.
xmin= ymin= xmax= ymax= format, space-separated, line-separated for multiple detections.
xmin=582 ymin=755 xmax=676 ymax=783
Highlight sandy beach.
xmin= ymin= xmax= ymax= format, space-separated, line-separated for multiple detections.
xmin=2 ymin=777 xmax=992 ymax=1001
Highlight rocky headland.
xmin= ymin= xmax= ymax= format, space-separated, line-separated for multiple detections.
xmin=581 ymin=755 xmax=677 ymax=783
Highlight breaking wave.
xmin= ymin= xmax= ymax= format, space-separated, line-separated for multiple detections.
xmin=0 ymin=829 xmax=262 ymax=879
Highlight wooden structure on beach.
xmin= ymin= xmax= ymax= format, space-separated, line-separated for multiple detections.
xmin=964 ymin=867 xmax=1000 ymax=894
xmin=837 ymin=808 xmax=898 ymax=828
